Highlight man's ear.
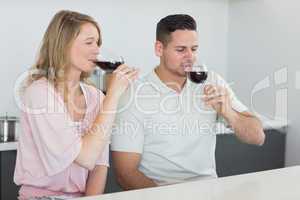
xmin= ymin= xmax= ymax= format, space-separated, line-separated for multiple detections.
xmin=155 ymin=41 xmax=163 ymax=57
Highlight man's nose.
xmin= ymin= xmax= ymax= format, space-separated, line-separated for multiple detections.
xmin=185 ymin=49 xmax=194 ymax=59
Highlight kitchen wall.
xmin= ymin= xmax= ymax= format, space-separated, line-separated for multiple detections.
xmin=227 ymin=0 xmax=300 ymax=165
xmin=0 ymin=0 xmax=229 ymax=116
xmin=0 ymin=0 xmax=299 ymax=171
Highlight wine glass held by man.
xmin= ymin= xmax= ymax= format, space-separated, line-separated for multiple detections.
xmin=14 ymin=10 xmax=138 ymax=200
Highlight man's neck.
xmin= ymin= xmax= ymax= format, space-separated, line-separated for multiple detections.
xmin=155 ymin=66 xmax=187 ymax=93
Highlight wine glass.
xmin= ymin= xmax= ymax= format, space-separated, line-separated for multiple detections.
xmin=187 ymin=61 xmax=214 ymax=112
xmin=92 ymin=47 xmax=124 ymax=92
xmin=187 ymin=62 xmax=208 ymax=84
xmin=94 ymin=47 xmax=124 ymax=73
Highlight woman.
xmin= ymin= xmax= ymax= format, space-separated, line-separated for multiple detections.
xmin=13 ymin=10 xmax=139 ymax=199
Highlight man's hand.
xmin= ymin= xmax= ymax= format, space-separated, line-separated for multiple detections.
xmin=202 ymin=84 xmax=234 ymax=118
xmin=202 ymin=84 xmax=265 ymax=146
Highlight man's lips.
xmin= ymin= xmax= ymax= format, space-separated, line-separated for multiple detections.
xmin=182 ymin=63 xmax=193 ymax=72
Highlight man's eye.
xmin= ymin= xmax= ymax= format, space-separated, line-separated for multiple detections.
xmin=176 ymin=49 xmax=184 ymax=52
xmin=86 ymin=42 xmax=93 ymax=45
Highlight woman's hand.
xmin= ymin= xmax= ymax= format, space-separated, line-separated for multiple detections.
xmin=106 ymin=64 xmax=139 ymax=99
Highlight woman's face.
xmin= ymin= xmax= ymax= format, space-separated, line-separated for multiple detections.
xmin=69 ymin=23 xmax=100 ymax=74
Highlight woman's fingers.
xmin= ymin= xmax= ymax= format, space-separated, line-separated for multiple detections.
xmin=124 ymin=69 xmax=140 ymax=82
xmin=113 ymin=64 xmax=138 ymax=77
xmin=113 ymin=64 xmax=126 ymax=73
xmin=129 ymin=70 xmax=140 ymax=81
xmin=112 ymin=65 xmax=139 ymax=85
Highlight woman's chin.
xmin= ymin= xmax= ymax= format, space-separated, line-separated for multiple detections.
xmin=83 ymin=65 xmax=96 ymax=73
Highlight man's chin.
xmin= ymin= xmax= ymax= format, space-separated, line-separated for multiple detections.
xmin=179 ymin=70 xmax=188 ymax=77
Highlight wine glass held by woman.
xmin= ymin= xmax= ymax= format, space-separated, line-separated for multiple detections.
xmin=94 ymin=47 xmax=125 ymax=73
xmin=14 ymin=10 xmax=138 ymax=200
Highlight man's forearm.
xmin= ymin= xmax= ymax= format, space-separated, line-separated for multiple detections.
xmin=118 ymin=169 xmax=157 ymax=190
xmin=224 ymin=111 xmax=265 ymax=145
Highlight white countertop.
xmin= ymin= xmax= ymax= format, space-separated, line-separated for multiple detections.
xmin=75 ymin=166 xmax=300 ymax=200
xmin=0 ymin=118 xmax=288 ymax=152
xmin=0 ymin=141 xmax=18 ymax=151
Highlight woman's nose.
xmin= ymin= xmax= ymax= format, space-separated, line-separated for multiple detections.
xmin=94 ymin=47 xmax=100 ymax=55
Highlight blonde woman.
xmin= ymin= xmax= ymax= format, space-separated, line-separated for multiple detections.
xmin=13 ymin=10 xmax=139 ymax=199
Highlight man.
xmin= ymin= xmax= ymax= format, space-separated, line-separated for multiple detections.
xmin=111 ymin=14 xmax=265 ymax=190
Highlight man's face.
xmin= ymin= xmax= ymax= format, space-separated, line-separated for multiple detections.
xmin=156 ymin=30 xmax=198 ymax=77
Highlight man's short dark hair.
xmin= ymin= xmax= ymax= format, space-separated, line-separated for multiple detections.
xmin=156 ymin=14 xmax=197 ymax=45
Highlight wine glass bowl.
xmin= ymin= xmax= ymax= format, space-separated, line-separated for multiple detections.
xmin=94 ymin=48 xmax=124 ymax=73
xmin=187 ymin=63 xmax=208 ymax=84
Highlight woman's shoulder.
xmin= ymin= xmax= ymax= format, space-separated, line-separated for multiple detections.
xmin=24 ymin=78 xmax=51 ymax=95
xmin=21 ymin=78 xmax=56 ymax=107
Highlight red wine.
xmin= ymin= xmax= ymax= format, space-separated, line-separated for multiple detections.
xmin=94 ymin=61 xmax=123 ymax=72
xmin=188 ymin=71 xmax=208 ymax=84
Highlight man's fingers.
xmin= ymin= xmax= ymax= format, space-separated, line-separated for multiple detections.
xmin=202 ymin=92 xmax=226 ymax=101
xmin=204 ymin=85 xmax=214 ymax=94
xmin=204 ymin=97 xmax=226 ymax=108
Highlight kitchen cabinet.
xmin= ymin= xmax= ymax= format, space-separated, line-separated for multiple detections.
xmin=0 ymin=150 xmax=19 ymax=200
xmin=215 ymin=129 xmax=286 ymax=177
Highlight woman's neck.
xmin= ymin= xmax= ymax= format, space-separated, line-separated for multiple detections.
xmin=58 ymin=69 xmax=82 ymax=97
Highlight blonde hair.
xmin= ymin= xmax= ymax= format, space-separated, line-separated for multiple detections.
xmin=27 ymin=10 xmax=101 ymax=101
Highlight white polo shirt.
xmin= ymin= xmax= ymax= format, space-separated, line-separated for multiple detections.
xmin=111 ymin=69 xmax=247 ymax=185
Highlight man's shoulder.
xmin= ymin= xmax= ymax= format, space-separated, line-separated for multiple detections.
xmin=120 ymin=70 xmax=157 ymax=99
xmin=208 ymin=71 xmax=223 ymax=80
xmin=137 ymin=70 xmax=162 ymax=94
xmin=116 ymin=70 xmax=159 ymax=114
xmin=207 ymin=71 xmax=228 ymax=86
